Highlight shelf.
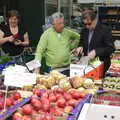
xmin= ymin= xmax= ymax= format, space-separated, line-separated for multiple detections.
xmin=99 ymin=14 xmax=120 ymax=16
xmin=112 ymin=30 xmax=120 ymax=34
xmin=101 ymin=22 xmax=120 ymax=24
xmin=98 ymin=6 xmax=120 ymax=40
xmin=112 ymin=34 xmax=120 ymax=37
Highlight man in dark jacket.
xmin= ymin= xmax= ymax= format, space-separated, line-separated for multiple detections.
xmin=75 ymin=9 xmax=115 ymax=74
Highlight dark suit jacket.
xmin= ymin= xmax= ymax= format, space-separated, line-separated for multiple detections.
xmin=79 ymin=23 xmax=115 ymax=72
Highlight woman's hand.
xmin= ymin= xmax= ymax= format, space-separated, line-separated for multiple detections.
xmin=7 ymin=35 xmax=14 ymax=42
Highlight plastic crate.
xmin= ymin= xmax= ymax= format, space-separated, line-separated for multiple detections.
xmin=0 ymin=62 xmax=15 ymax=72
xmin=67 ymin=94 xmax=92 ymax=120
xmin=0 ymin=97 xmax=31 ymax=120
xmin=70 ymin=63 xmax=104 ymax=80
xmin=84 ymin=63 xmax=104 ymax=80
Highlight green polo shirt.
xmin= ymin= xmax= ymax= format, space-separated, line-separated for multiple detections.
xmin=35 ymin=27 xmax=80 ymax=68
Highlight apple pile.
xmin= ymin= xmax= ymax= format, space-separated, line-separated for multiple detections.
xmin=93 ymin=93 xmax=120 ymax=106
xmin=12 ymin=88 xmax=87 ymax=120
xmin=0 ymin=91 xmax=21 ymax=112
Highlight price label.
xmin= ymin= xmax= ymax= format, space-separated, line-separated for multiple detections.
xmin=4 ymin=70 xmax=36 ymax=87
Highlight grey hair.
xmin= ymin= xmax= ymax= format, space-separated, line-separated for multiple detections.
xmin=51 ymin=12 xmax=64 ymax=24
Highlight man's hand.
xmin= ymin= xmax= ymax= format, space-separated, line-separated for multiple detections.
xmin=71 ymin=47 xmax=83 ymax=57
xmin=33 ymin=67 xmax=40 ymax=74
xmin=88 ymin=50 xmax=96 ymax=59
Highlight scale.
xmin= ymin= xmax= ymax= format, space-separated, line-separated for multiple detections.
xmin=78 ymin=103 xmax=120 ymax=120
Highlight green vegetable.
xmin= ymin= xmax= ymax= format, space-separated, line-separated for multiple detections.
xmin=0 ymin=54 xmax=12 ymax=64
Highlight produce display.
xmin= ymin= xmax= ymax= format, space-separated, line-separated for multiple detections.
xmin=0 ymin=57 xmax=119 ymax=120
xmin=103 ymin=77 xmax=120 ymax=90
xmin=12 ymin=88 xmax=87 ymax=120
xmin=107 ymin=52 xmax=120 ymax=77
xmin=23 ymin=71 xmax=98 ymax=95
xmin=92 ymin=91 xmax=120 ymax=106
xmin=0 ymin=91 xmax=21 ymax=114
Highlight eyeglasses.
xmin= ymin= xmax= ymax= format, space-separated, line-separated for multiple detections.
xmin=84 ymin=22 xmax=92 ymax=26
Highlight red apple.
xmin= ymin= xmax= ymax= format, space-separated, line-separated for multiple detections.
xmin=32 ymin=110 xmax=37 ymax=114
xmin=42 ymin=104 xmax=50 ymax=112
xmin=23 ymin=115 xmax=32 ymax=120
xmin=42 ymin=98 xmax=50 ymax=112
xmin=31 ymin=98 xmax=41 ymax=110
xmin=34 ymin=115 xmax=42 ymax=120
xmin=79 ymin=92 xmax=87 ymax=98
xmin=50 ymin=107 xmax=55 ymax=113
xmin=64 ymin=92 xmax=72 ymax=101
xmin=55 ymin=93 xmax=63 ymax=100
xmin=41 ymin=92 xmax=48 ymax=98
xmin=57 ymin=98 xmax=66 ymax=108
xmin=13 ymin=92 xmax=21 ymax=100
xmin=45 ymin=113 xmax=54 ymax=120
xmin=12 ymin=112 xmax=23 ymax=120
xmin=22 ymin=104 xmax=33 ymax=115
xmin=6 ymin=98 xmax=13 ymax=107
xmin=68 ymin=99 xmax=78 ymax=107
xmin=71 ymin=91 xmax=81 ymax=100
xmin=49 ymin=94 xmax=56 ymax=102
xmin=54 ymin=107 xmax=63 ymax=116
xmin=54 ymin=87 xmax=64 ymax=94
xmin=64 ymin=106 xmax=73 ymax=114
xmin=33 ymin=89 xmax=41 ymax=97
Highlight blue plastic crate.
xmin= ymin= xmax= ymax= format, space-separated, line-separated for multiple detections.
xmin=67 ymin=94 xmax=92 ymax=120
xmin=0 ymin=62 xmax=15 ymax=72
xmin=0 ymin=97 xmax=31 ymax=120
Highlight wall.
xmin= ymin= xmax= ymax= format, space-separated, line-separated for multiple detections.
xmin=18 ymin=0 xmax=45 ymax=48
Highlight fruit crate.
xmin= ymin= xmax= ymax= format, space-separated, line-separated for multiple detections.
xmin=7 ymin=89 xmax=91 ymax=120
xmin=31 ymin=94 xmax=92 ymax=120
xmin=67 ymin=94 xmax=92 ymax=120
xmin=103 ymin=77 xmax=120 ymax=92
xmin=91 ymin=90 xmax=120 ymax=106
xmin=0 ymin=97 xmax=31 ymax=120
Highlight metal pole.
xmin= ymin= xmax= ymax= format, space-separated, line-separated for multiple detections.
xmin=58 ymin=0 xmax=61 ymax=12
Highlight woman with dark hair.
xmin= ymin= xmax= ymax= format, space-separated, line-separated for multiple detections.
xmin=0 ymin=10 xmax=29 ymax=64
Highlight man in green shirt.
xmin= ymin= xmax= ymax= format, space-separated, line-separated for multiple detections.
xmin=34 ymin=12 xmax=80 ymax=74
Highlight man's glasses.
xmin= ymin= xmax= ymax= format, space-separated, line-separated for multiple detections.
xmin=84 ymin=22 xmax=92 ymax=26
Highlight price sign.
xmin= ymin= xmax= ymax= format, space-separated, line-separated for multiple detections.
xmin=4 ymin=69 xmax=36 ymax=88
